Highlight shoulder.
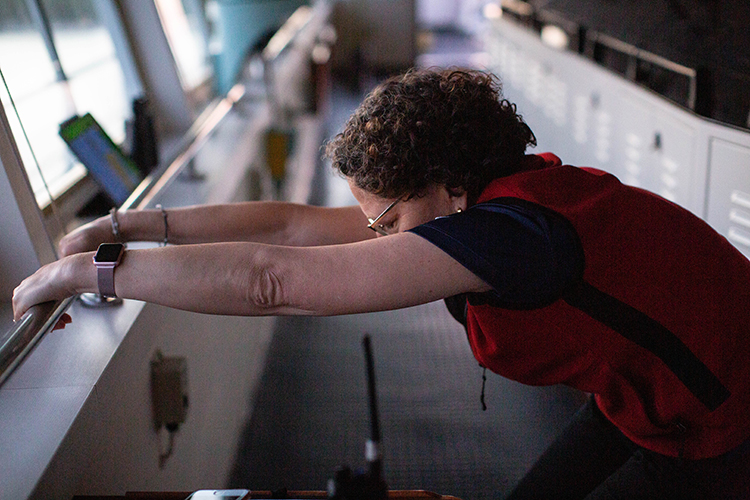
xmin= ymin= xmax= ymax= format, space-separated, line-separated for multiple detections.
xmin=409 ymin=199 xmax=585 ymax=309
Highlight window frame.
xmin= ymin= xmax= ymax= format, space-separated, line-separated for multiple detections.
xmin=1 ymin=0 xmax=146 ymax=237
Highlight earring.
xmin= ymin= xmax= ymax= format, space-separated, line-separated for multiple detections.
xmin=456 ymin=207 xmax=463 ymax=213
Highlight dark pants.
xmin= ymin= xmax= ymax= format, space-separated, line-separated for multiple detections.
xmin=506 ymin=397 xmax=750 ymax=500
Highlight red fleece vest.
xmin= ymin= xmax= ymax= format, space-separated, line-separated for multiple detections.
xmin=467 ymin=153 xmax=750 ymax=459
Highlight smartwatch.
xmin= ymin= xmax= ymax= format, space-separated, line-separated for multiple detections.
xmin=93 ymin=243 xmax=125 ymax=297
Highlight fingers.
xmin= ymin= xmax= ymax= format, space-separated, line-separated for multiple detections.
xmin=12 ymin=259 xmax=69 ymax=321
xmin=58 ymin=216 xmax=112 ymax=257
xmin=12 ymin=281 xmax=31 ymax=322
xmin=58 ymin=231 xmax=91 ymax=257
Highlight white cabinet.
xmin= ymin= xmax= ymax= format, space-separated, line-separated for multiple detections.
xmin=706 ymin=139 xmax=750 ymax=258
xmin=614 ymin=101 xmax=696 ymax=204
xmin=484 ymin=18 xmax=703 ymax=214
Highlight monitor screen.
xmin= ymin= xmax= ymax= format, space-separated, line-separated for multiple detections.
xmin=59 ymin=113 xmax=142 ymax=206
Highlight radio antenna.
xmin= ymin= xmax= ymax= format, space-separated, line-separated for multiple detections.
xmin=327 ymin=335 xmax=388 ymax=499
xmin=363 ymin=335 xmax=382 ymax=472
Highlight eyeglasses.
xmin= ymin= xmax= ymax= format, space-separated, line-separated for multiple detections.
xmin=367 ymin=198 xmax=400 ymax=236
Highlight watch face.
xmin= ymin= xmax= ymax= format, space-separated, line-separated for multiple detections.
xmin=94 ymin=243 xmax=124 ymax=263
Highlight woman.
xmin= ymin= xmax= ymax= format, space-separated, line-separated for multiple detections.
xmin=13 ymin=69 xmax=750 ymax=498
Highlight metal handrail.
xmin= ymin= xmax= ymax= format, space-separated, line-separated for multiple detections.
xmin=128 ymin=5 xmax=322 ymax=211
xmin=261 ymin=6 xmax=314 ymax=63
xmin=261 ymin=5 xmax=316 ymax=122
xmin=0 ymin=298 xmax=73 ymax=386
xmin=125 ymin=83 xmax=246 ymax=211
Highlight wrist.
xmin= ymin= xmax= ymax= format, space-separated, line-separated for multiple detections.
xmin=94 ymin=214 xmax=117 ymax=243
xmin=65 ymin=252 xmax=98 ymax=295
xmin=111 ymin=209 xmax=167 ymax=244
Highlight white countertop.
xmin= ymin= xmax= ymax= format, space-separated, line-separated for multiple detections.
xmin=0 ymin=296 xmax=145 ymax=499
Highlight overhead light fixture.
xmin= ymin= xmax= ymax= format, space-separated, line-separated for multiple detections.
xmin=483 ymin=2 xmax=503 ymax=20
xmin=541 ymin=24 xmax=570 ymax=50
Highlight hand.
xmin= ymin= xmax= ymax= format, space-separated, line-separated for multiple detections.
xmin=12 ymin=254 xmax=90 ymax=322
xmin=58 ymin=215 xmax=114 ymax=257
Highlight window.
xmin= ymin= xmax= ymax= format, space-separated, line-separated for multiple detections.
xmin=154 ymin=0 xmax=213 ymax=92
xmin=0 ymin=0 xmax=142 ymax=208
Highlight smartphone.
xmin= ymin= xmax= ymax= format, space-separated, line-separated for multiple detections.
xmin=186 ymin=490 xmax=250 ymax=500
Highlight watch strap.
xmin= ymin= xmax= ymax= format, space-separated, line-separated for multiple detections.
xmin=97 ymin=264 xmax=117 ymax=297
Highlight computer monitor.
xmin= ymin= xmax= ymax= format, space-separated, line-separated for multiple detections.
xmin=59 ymin=113 xmax=142 ymax=206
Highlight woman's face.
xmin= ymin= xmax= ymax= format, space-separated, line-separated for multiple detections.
xmin=349 ymin=180 xmax=466 ymax=236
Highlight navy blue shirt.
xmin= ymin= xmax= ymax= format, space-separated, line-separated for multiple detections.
xmin=408 ymin=197 xmax=584 ymax=311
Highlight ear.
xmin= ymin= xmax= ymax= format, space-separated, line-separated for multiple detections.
xmin=445 ymin=186 xmax=468 ymax=212
xmin=446 ymin=186 xmax=466 ymax=197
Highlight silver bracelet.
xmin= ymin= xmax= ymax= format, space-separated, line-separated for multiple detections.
xmin=156 ymin=204 xmax=169 ymax=246
xmin=109 ymin=207 xmax=122 ymax=242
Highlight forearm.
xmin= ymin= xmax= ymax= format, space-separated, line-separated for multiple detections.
xmin=53 ymin=244 xmax=277 ymax=316
xmin=113 ymin=244 xmax=271 ymax=315
xmin=116 ymin=202 xmax=371 ymax=247
xmin=15 ymin=243 xmax=276 ymax=320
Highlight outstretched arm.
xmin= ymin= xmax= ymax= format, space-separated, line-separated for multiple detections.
xmin=14 ymin=233 xmax=491 ymax=320
xmin=59 ymin=202 xmax=374 ymax=256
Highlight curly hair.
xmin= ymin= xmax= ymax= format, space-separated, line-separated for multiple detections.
xmin=325 ymin=68 xmax=536 ymax=201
